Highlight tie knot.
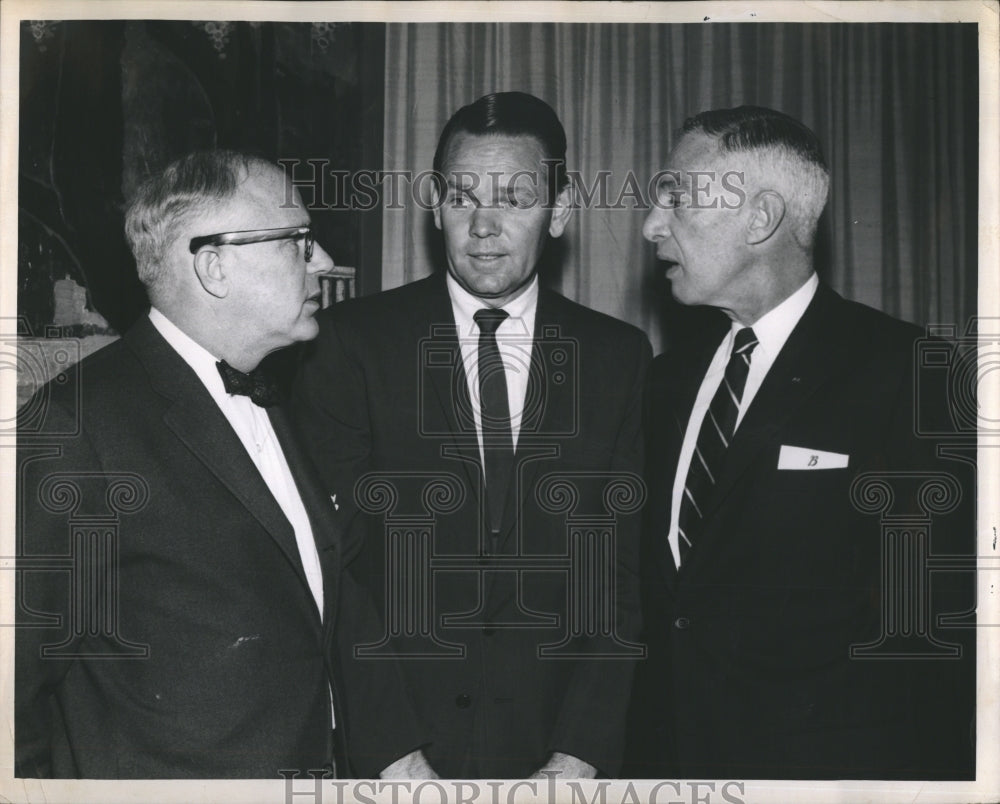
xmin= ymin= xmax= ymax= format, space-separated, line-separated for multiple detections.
xmin=474 ymin=307 xmax=509 ymax=335
xmin=733 ymin=327 xmax=758 ymax=357
xmin=217 ymin=360 xmax=280 ymax=407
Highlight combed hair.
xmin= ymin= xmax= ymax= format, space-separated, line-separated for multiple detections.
xmin=682 ymin=106 xmax=830 ymax=248
xmin=124 ymin=150 xmax=274 ymax=295
xmin=433 ymin=91 xmax=569 ymax=200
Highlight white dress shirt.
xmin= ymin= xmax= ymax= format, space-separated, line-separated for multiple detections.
xmin=447 ymin=273 xmax=538 ymax=463
xmin=148 ymin=308 xmax=325 ymax=617
xmin=667 ymin=273 xmax=819 ymax=567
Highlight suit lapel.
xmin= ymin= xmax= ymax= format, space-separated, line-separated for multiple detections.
xmin=686 ymin=285 xmax=851 ymax=564
xmin=125 ymin=319 xmax=309 ymax=593
xmin=269 ymin=406 xmax=342 ymax=629
xmin=495 ymin=288 xmax=575 ymax=550
xmin=417 ymin=275 xmax=485 ymax=514
xmin=648 ymin=327 xmax=725 ymax=590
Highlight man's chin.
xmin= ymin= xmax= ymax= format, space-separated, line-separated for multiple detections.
xmin=668 ymin=282 xmax=703 ymax=308
xmin=459 ymin=273 xmax=514 ymax=299
xmin=666 ymin=277 xmax=688 ymax=302
xmin=293 ymin=318 xmax=321 ymax=342
xmin=453 ymin=270 xmax=535 ymax=306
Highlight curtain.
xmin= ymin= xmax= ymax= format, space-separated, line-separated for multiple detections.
xmin=382 ymin=23 xmax=978 ymax=353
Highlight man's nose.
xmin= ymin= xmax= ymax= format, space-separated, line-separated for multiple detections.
xmin=642 ymin=207 xmax=671 ymax=242
xmin=309 ymin=241 xmax=335 ymax=273
xmin=469 ymin=206 xmax=501 ymax=238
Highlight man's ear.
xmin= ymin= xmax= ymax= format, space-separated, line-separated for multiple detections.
xmin=192 ymin=249 xmax=229 ymax=299
xmin=431 ymin=182 xmax=443 ymax=231
xmin=548 ymin=183 xmax=575 ymax=238
xmin=745 ymin=190 xmax=785 ymax=245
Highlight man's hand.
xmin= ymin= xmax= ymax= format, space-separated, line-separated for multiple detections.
xmin=530 ymin=752 xmax=597 ymax=779
xmin=379 ymin=749 xmax=439 ymax=779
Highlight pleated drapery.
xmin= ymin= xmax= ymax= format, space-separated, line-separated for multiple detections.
xmin=382 ymin=23 xmax=977 ymax=352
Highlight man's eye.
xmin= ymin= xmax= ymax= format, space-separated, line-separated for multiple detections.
xmin=450 ymin=191 xmax=475 ymax=208
xmin=657 ymin=185 xmax=685 ymax=208
xmin=504 ymin=190 xmax=536 ymax=209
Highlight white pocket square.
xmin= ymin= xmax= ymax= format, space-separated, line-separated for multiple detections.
xmin=777 ymin=445 xmax=849 ymax=470
xmin=330 ymin=494 xmax=339 ymax=511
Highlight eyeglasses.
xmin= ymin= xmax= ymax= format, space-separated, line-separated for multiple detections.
xmin=188 ymin=226 xmax=315 ymax=262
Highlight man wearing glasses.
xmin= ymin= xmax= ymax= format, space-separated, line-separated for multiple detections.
xmin=15 ymin=150 xmax=424 ymax=778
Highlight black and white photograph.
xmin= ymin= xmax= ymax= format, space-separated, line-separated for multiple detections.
xmin=1 ymin=2 xmax=997 ymax=803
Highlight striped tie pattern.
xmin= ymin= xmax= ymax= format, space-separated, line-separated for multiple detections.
xmin=677 ymin=327 xmax=758 ymax=563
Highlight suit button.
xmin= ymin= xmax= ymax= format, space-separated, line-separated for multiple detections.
xmin=674 ymin=617 xmax=690 ymax=630
xmin=483 ymin=625 xmax=496 ymax=637
xmin=455 ymin=694 xmax=472 ymax=709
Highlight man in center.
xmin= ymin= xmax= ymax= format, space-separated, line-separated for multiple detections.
xmin=291 ymin=91 xmax=650 ymax=778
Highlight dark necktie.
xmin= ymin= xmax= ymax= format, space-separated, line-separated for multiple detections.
xmin=474 ymin=308 xmax=514 ymax=540
xmin=216 ymin=360 xmax=280 ymax=408
xmin=677 ymin=327 xmax=758 ymax=563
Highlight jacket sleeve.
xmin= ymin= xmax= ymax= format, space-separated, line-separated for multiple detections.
xmin=15 ymin=397 xmax=105 ymax=778
xmin=290 ymin=311 xmax=373 ymax=565
xmin=332 ymin=562 xmax=426 ymax=777
xmin=546 ymin=329 xmax=652 ymax=776
xmin=880 ymin=337 xmax=977 ymax=778
xmin=291 ymin=311 xmax=428 ymax=776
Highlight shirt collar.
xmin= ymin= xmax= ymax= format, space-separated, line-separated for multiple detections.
xmin=731 ymin=272 xmax=819 ymax=359
xmin=446 ymin=272 xmax=538 ymax=338
xmin=148 ymin=306 xmax=229 ymax=399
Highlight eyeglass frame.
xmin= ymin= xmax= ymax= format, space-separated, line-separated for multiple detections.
xmin=188 ymin=226 xmax=315 ymax=262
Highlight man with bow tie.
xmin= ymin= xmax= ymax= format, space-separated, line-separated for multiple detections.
xmin=625 ymin=106 xmax=975 ymax=779
xmin=15 ymin=150 xmax=424 ymax=778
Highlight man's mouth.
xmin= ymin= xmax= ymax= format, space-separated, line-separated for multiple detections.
xmin=655 ymin=244 xmax=678 ymax=262
xmin=468 ymin=252 xmax=506 ymax=262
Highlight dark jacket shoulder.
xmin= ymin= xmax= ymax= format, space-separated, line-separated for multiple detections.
xmin=649 ymin=284 xmax=923 ymax=383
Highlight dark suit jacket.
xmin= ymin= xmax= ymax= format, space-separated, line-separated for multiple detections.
xmin=15 ymin=317 xmax=419 ymax=778
xmin=290 ymin=273 xmax=651 ymax=778
xmin=625 ymin=283 xmax=976 ymax=780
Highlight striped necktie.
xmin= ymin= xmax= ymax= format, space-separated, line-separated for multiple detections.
xmin=677 ymin=327 xmax=758 ymax=563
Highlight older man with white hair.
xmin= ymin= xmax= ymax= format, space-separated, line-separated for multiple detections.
xmin=627 ymin=106 xmax=975 ymax=780
xmin=16 ymin=150 xmax=425 ymax=779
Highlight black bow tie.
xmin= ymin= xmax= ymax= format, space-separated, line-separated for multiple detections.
xmin=216 ymin=360 xmax=280 ymax=408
